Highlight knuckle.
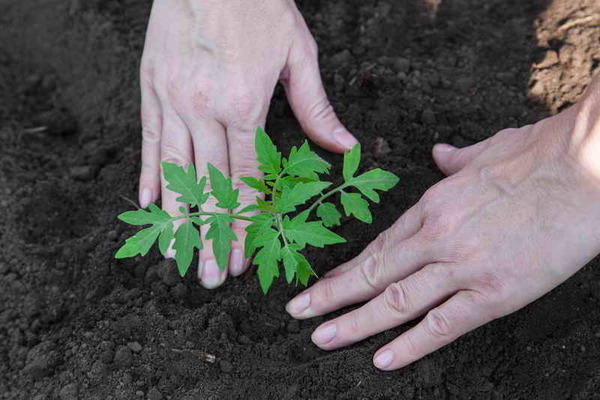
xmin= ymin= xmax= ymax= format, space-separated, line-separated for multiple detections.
xmin=227 ymin=90 xmax=264 ymax=126
xmin=161 ymin=146 xmax=192 ymax=167
xmin=306 ymin=96 xmax=335 ymax=124
xmin=425 ymin=309 xmax=453 ymax=339
xmin=404 ymin=332 xmax=421 ymax=360
xmin=315 ymin=277 xmax=336 ymax=305
xmin=347 ymin=312 xmax=362 ymax=336
xmin=141 ymin=126 xmax=160 ymax=144
xmin=383 ymin=282 xmax=411 ymax=317
xmin=472 ymin=272 xmax=507 ymax=302
xmin=359 ymin=255 xmax=384 ymax=292
xmin=420 ymin=213 xmax=454 ymax=241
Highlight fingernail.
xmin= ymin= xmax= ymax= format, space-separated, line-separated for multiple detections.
xmin=333 ymin=128 xmax=358 ymax=150
xmin=229 ymin=249 xmax=245 ymax=276
xmin=434 ymin=143 xmax=456 ymax=153
xmin=140 ymin=188 xmax=152 ymax=208
xmin=201 ymin=260 xmax=222 ymax=289
xmin=374 ymin=349 xmax=394 ymax=370
xmin=312 ymin=323 xmax=337 ymax=345
xmin=286 ymin=293 xmax=311 ymax=316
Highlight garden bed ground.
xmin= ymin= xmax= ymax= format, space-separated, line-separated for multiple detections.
xmin=1 ymin=0 xmax=600 ymax=399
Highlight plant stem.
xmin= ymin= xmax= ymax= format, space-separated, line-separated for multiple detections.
xmin=171 ymin=212 xmax=253 ymax=223
xmin=305 ymin=183 xmax=349 ymax=216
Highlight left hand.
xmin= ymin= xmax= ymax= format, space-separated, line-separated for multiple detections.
xmin=285 ymin=99 xmax=600 ymax=370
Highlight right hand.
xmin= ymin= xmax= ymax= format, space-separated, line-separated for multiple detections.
xmin=138 ymin=0 xmax=358 ymax=289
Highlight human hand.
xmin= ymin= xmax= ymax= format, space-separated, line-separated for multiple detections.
xmin=138 ymin=0 xmax=358 ymax=288
xmin=285 ymin=86 xmax=600 ymax=370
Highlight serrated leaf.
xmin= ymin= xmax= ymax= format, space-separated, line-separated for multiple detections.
xmin=236 ymin=204 xmax=260 ymax=214
xmin=280 ymin=244 xmax=300 ymax=284
xmin=162 ymin=162 xmax=210 ymax=208
xmin=343 ymin=144 xmax=361 ymax=182
xmin=340 ymin=191 xmax=372 ymax=223
xmin=295 ymin=253 xmax=315 ymax=286
xmin=346 ymin=169 xmax=399 ymax=202
xmin=118 ymin=203 xmax=171 ymax=226
xmin=282 ymin=214 xmax=346 ymax=248
xmin=256 ymin=127 xmax=281 ymax=176
xmin=244 ymin=214 xmax=275 ymax=257
xmin=207 ymin=163 xmax=240 ymax=210
xmin=317 ymin=202 xmax=342 ymax=227
xmin=283 ymin=141 xmax=330 ymax=179
xmin=255 ymin=197 xmax=273 ymax=212
xmin=240 ymin=176 xmax=270 ymax=194
xmin=115 ymin=226 xmax=162 ymax=258
xmin=253 ymin=228 xmax=281 ymax=293
xmin=205 ymin=214 xmax=237 ymax=270
xmin=173 ymin=221 xmax=202 ymax=276
xmin=275 ymin=181 xmax=331 ymax=213
xmin=158 ymin=222 xmax=174 ymax=255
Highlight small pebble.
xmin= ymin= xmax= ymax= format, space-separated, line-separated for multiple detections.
xmin=147 ymin=387 xmax=163 ymax=400
xmin=69 ymin=166 xmax=95 ymax=182
xmin=393 ymin=57 xmax=411 ymax=73
xmin=127 ymin=342 xmax=143 ymax=354
xmin=374 ymin=137 xmax=392 ymax=157
xmin=59 ymin=383 xmax=78 ymax=400
xmin=113 ymin=346 xmax=133 ymax=367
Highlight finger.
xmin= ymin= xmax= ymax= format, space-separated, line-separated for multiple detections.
xmin=372 ymin=290 xmax=494 ymax=370
xmin=160 ymin=106 xmax=194 ymax=258
xmin=227 ymin=122 xmax=265 ymax=277
xmin=282 ymin=38 xmax=358 ymax=153
xmin=188 ymin=118 xmax=230 ymax=289
xmin=286 ymin=228 xmax=434 ymax=320
xmin=432 ymin=139 xmax=492 ymax=176
xmin=139 ymin=82 xmax=162 ymax=208
xmin=311 ymin=263 xmax=462 ymax=350
xmin=324 ymin=204 xmax=423 ymax=279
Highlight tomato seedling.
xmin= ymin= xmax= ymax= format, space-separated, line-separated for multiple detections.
xmin=116 ymin=128 xmax=399 ymax=292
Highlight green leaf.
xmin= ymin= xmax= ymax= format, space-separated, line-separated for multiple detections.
xmin=205 ymin=214 xmax=237 ymax=270
xmin=282 ymin=214 xmax=346 ymax=248
xmin=275 ymin=181 xmax=331 ymax=213
xmin=158 ymin=222 xmax=174 ymax=255
xmin=255 ymin=127 xmax=281 ymax=176
xmin=346 ymin=169 xmax=399 ymax=202
xmin=173 ymin=221 xmax=202 ymax=276
xmin=240 ymin=176 xmax=270 ymax=194
xmin=283 ymin=141 xmax=330 ymax=179
xmin=317 ymin=202 xmax=342 ymax=227
xmin=115 ymin=226 xmax=162 ymax=258
xmin=340 ymin=191 xmax=372 ymax=223
xmin=118 ymin=203 xmax=171 ymax=226
xmin=280 ymin=244 xmax=299 ymax=284
xmin=237 ymin=204 xmax=260 ymax=214
xmin=295 ymin=253 xmax=315 ymax=286
xmin=343 ymin=144 xmax=361 ymax=182
xmin=244 ymin=213 xmax=275 ymax=258
xmin=253 ymin=228 xmax=282 ymax=293
xmin=207 ymin=163 xmax=241 ymax=210
xmin=161 ymin=162 xmax=210 ymax=208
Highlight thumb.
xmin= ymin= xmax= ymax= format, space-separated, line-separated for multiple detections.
xmin=432 ymin=139 xmax=491 ymax=176
xmin=281 ymin=39 xmax=358 ymax=153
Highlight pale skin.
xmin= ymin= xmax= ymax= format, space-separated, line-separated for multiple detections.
xmin=139 ymin=0 xmax=600 ymax=370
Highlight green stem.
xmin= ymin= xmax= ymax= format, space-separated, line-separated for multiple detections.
xmin=305 ymin=183 xmax=349 ymax=216
xmin=171 ymin=212 xmax=253 ymax=223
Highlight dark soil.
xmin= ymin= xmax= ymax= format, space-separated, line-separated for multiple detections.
xmin=1 ymin=0 xmax=600 ymax=399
